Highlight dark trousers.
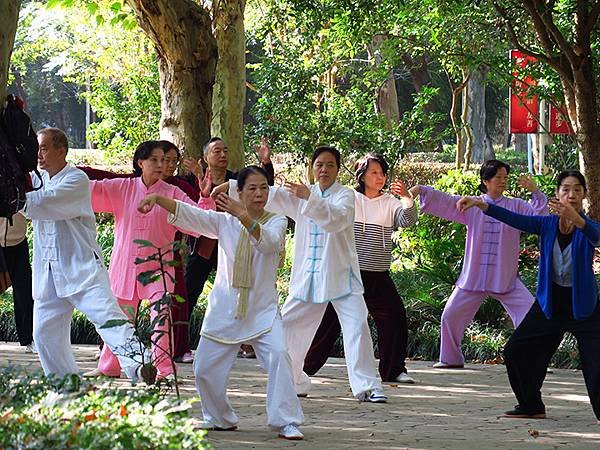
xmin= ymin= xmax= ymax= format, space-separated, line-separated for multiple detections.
xmin=504 ymin=285 xmax=600 ymax=419
xmin=184 ymin=250 xmax=218 ymax=332
xmin=171 ymin=248 xmax=190 ymax=358
xmin=3 ymin=239 xmax=34 ymax=346
xmin=303 ymin=270 xmax=409 ymax=381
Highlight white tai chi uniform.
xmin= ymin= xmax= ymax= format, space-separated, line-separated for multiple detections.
xmin=25 ymin=164 xmax=141 ymax=378
xmin=229 ymin=180 xmax=382 ymax=397
xmin=168 ymin=201 xmax=303 ymax=430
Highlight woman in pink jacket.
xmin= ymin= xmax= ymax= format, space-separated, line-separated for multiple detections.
xmin=86 ymin=140 xmax=197 ymax=379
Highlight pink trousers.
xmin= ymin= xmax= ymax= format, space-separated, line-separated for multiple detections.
xmin=438 ymin=280 xmax=535 ymax=366
xmin=98 ymin=291 xmax=175 ymax=378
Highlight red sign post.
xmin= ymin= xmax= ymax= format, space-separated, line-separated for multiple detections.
xmin=509 ymin=50 xmax=538 ymax=134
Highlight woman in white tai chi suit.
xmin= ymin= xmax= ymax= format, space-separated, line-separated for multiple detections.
xmin=224 ymin=146 xmax=386 ymax=402
xmin=138 ymin=166 xmax=304 ymax=440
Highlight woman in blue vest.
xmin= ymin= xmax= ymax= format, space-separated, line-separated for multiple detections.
xmin=457 ymin=170 xmax=600 ymax=422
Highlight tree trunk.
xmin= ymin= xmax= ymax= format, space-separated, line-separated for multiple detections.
xmin=465 ymin=65 xmax=494 ymax=165
xmin=461 ymin=68 xmax=473 ymax=170
xmin=377 ymin=70 xmax=400 ymax=123
xmin=212 ymin=0 xmax=246 ymax=171
xmin=450 ymin=71 xmax=470 ymax=169
xmin=450 ymin=85 xmax=463 ymax=169
xmin=563 ymin=62 xmax=600 ymax=219
xmin=125 ymin=0 xmax=218 ymax=160
xmin=511 ymin=133 xmax=528 ymax=153
xmin=370 ymin=36 xmax=400 ymax=125
xmin=0 ymin=1 xmax=21 ymax=102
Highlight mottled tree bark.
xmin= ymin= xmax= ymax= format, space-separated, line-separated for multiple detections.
xmin=464 ymin=65 xmax=494 ymax=165
xmin=125 ymin=0 xmax=218 ymax=160
xmin=211 ymin=0 xmax=246 ymax=171
xmin=0 ymin=1 xmax=21 ymax=102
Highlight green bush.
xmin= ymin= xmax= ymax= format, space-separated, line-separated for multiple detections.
xmin=0 ymin=367 xmax=209 ymax=449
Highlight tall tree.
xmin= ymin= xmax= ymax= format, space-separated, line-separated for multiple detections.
xmin=212 ymin=0 xmax=247 ymax=171
xmin=123 ymin=0 xmax=218 ymax=159
xmin=0 ymin=1 xmax=21 ymax=101
xmin=494 ymin=0 xmax=600 ymax=219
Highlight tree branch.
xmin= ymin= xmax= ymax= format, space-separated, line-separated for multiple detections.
xmin=493 ymin=1 xmax=566 ymax=76
xmin=524 ymin=0 xmax=577 ymax=64
xmin=585 ymin=1 xmax=600 ymax=36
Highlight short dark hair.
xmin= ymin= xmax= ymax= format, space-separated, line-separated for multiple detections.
xmin=132 ymin=140 xmax=163 ymax=176
xmin=479 ymin=159 xmax=510 ymax=193
xmin=237 ymin=165 xmax=269 ymax=190
xmin=354 ymin=153 xmax=389 ymax=194
xmin=203 ymin=137 xmax=224 ymax=156
xmin=557 ymin=169 xmax=587 ymax=192
xmin=311 ymin=146 xmax=340 ymax=169
xmin=157 ymin=140 xmax=180 ymax=159
xmin=37 ymin=127 xmax=69 ymax=154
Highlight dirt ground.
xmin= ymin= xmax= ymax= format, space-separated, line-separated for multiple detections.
xmin=2 ymin=342 xmax=600 ymax=449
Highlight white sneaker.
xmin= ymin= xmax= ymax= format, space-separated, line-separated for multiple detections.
xmin=124 ymin=365 xmax=143 ymax=385
xmin=394 ymin=372 xmax=415 ymax=384
xmin=358 ymin=387 xmax=388 ymax=403
xmin=278 ymin=424 xmax=304 ymax=440
xmin=25 ymin=342 xmax=37 ymax=354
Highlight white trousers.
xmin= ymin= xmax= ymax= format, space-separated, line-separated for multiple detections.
xmin=194 ymin=316 xmax=304 ymax=430
xmin=281 ymin=294 xmax=382 ymax=397
xmin=33 ymin=270 xmax=141 ymax=378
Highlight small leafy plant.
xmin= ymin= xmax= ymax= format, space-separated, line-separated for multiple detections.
xmin=101 ymin=239 xmax=187 ymax=398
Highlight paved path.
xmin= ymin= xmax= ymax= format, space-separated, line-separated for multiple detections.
xmin=2 ymin=342 xmax=599 ymax=449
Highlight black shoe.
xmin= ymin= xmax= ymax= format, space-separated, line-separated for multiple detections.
xmin=502 ymin=405 xmax=546 ymax=419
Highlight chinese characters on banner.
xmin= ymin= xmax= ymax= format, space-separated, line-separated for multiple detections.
xmin=509 ymin=50 xmax=538 ymax=133
xmin=549 ymin=104 xmax=575 ymax=134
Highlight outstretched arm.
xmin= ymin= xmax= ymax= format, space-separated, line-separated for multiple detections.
xmin=414 ymin=185 xmax=469 ymax=225
xmin=456 ymin=196 xmax=543 ymax=235
xmin=25 ymin=171 xmax=91 ymax=221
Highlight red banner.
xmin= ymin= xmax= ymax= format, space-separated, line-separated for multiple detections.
xmin=509 ymin=50 xmax=538 ymax=134
xmin=549 ymin=104 xmax=574 ymax=134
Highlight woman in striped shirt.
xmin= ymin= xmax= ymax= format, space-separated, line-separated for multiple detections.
xmin=304 ymin=153 xmax=418 ymax=383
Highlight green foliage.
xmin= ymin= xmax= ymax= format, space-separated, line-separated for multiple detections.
xmin=0 ymin=367 xmax=209 ymax=449
xmin=11 ymin=1 xmax=160 ymax=160
xmin=545 ymin=136 xmax=579 ymax=174
xmin=245 ymin=0 xmax=447 ymax=167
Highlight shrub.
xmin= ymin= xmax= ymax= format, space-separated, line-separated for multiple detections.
xmin=0 ymin=367 xmax=209 ymax=449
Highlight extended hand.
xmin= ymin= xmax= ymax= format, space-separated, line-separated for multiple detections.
xmin=549 ymin=199 xmax=582 ymax=223
xmin=183 ymin=157 xmax=204 ymax=178
xmin=255 ymin=136 xmax=271 ymax=164
xmin=390 ymin=180 xmax=410 ymax=198
xmin=284 ymin=181 xmax=311 ymax=200
xmin=210 ymin=181 xmax=230 ymax=201
xmin=200 ymin=168 xmax=212 ymax=198
xmin=408 ymin=185 xmax=421 ymax=198
xmin=138 ymin=194 xmax=157 ymax=214
xmin=456 ymin=196 xmax=486 ymax=212
xmin=517 ymin=174 xmax=538 ymax=192
xmin=215 ymin=192 xmax=246 ymax=218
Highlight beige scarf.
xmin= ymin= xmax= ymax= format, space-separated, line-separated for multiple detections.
xmin=232 ymin=210 xmax=275 ymax=319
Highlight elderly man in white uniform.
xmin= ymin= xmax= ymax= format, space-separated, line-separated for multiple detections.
xmin=26 ymin=127 xmax=142 ymax=380
xmin=227 ymin=146 xmax=386 ymax=402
